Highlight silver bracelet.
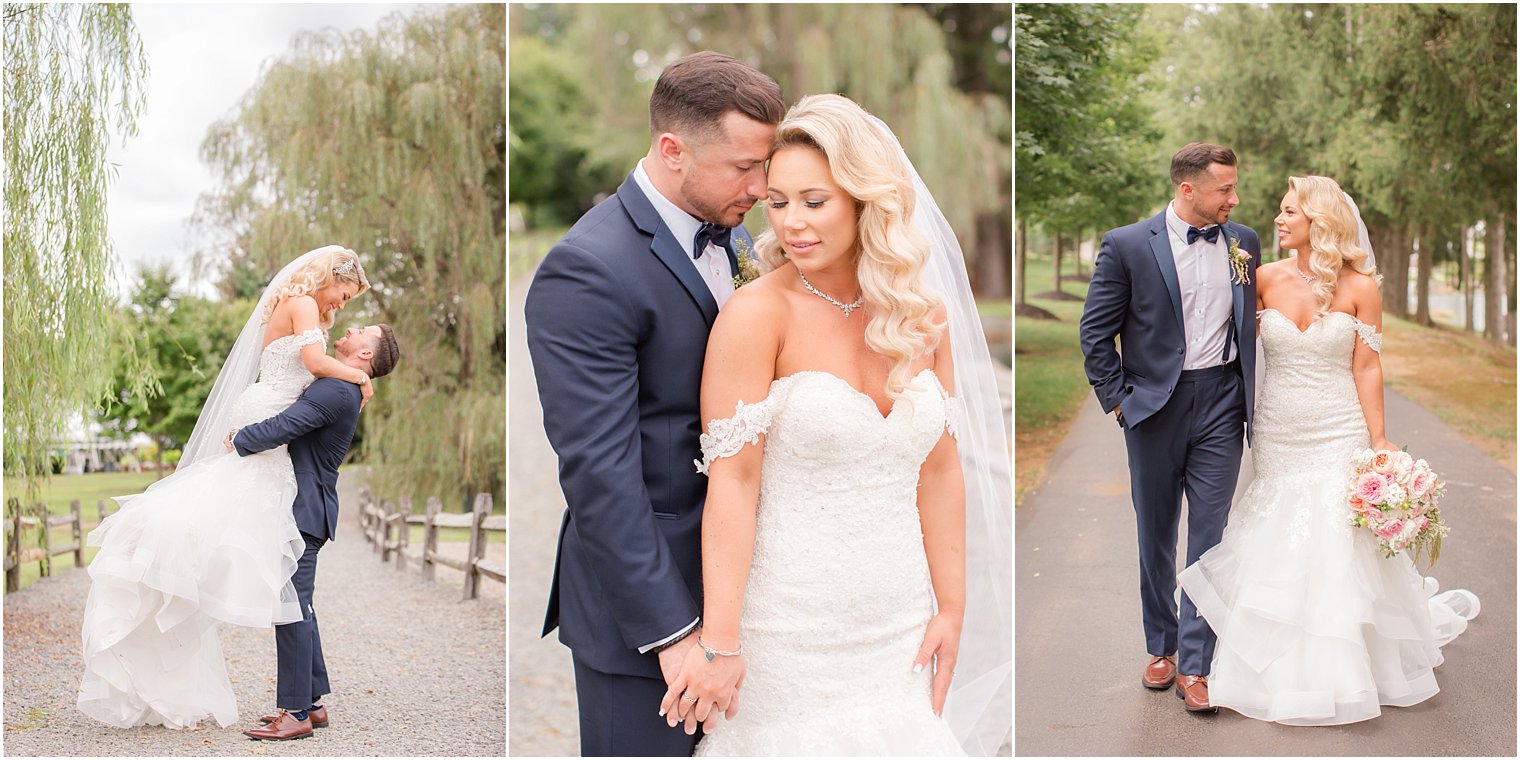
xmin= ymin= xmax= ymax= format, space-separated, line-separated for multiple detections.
xmin=698 ymin=635 xmax=742 ymax=662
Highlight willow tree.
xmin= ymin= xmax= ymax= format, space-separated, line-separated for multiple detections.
xmin=512 ymin=4 xmax=1011 ymax=296
xmin=195 ymin=4 xmax=506 ymax=507
xmin=3 ymin=4 xmax=155 ymax=491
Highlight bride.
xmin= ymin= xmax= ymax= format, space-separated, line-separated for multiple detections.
xmin=1177 ymin=176 xmax=1479 ymax=725
xmin=658 ymin=94 xmax=1011 ymax=755
xmin=78 ymin=245 xmax=373 ymax=729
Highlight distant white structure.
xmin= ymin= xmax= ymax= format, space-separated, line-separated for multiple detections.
xmin=59 ymin=415 xmax=153 ymax=475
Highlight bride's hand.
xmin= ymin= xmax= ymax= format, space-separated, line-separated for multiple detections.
xmin=358 ymin=376 xmax=374 ymax=410
xmin=914 ymin=611 xmax=963 ymax=717
xmin=660 ymin=641 xmax=744 ymax=735
xmin=1371 ymin=437 xmax=1398 ymax=453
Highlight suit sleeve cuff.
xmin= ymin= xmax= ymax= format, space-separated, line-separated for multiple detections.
xmin=638 ymin=618 xmax=700 ymax=654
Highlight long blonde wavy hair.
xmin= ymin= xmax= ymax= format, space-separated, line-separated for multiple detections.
xmin=1288 ymin=175 xmax=1381 ymax=316
xmin=753 ymin=94 xmax=944 ymax=399
xmin=263 ymin=247 xmax=370 ymax=327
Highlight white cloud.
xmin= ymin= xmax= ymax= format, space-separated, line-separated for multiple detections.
xmin=107 ymin=3 xmax=426 ymax=296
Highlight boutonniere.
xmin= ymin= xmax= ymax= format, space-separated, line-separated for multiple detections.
xmin=1227 ymin=235 xmax=1252 ymax=285
xmin=731 ymin=236 xmax=762 ymax=290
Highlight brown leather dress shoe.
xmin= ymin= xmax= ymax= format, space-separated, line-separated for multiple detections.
xmin=244 ymin=710 xmax=314 ymax=740
xmin=1175 ymin=674 xmax=1217 ymax=713
xmin=260 ymin=705 xmax=327 ymax=728
xmin=1142 ymin=655 xmax=1177 ymax=689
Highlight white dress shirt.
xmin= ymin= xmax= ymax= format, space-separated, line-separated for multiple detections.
xmin=1164 ymin=202 xmax=1235 ymax=369
xmin=632 ymin=159 xmax=735 ymax=309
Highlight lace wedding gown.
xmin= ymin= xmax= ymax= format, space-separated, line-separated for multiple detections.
xmin=692 ymin=369 xmax=965 ymax=756
xmin=78 ymin=329 xmax=322 ymax=729
xmin=1177 ymin=309 xmax=1479 ymax=726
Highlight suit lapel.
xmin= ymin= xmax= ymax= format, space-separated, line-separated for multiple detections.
xmin=616 ymin=173 xmax=720 ymax=327
xmin=1224 ymin=224 xmax=1246 ymax=336
xmin=1147 ymin=212 xmax=1185 ymax=334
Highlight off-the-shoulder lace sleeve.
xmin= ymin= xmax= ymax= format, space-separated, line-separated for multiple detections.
xmin=1351 ymin=318 xmax=1382 ymax=353
xmin=944 ymin=396 xmax=963 ymax=439
xmin=291 ymin=327 xmax=327 ymax=348
xmin=694 ymin=398 xmax=774 ymax=475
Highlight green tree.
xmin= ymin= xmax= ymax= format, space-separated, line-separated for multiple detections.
xmin=511 ymin=4 xmax=1010 ymax=295
xmin=194 ymin=4 xmax=506 ymax=507
xmin=1014 ymin=3 xmax=1162 ymax=312
xmin=3 ymin=3 xmax=156 ymax=493
xmin=98 ymin=266 xmax=251 ymax=476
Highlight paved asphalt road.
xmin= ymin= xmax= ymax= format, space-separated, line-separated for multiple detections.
xmin=1015 ymin=389 xmax=1516 ymax=756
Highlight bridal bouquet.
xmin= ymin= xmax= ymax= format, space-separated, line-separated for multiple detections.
xmin=1346 ymin=448 xmax=1448 ymax=567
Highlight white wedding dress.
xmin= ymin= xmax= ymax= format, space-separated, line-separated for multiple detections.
xmin=1178 ymin=309 xmax=1479 ymax=726
xmin=77 ymin=328 xmax=322 ymax=729
xmin=692 ymin=369 xmax=966 ymax=756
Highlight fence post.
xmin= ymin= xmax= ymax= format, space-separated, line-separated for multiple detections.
xmin=423 ymin=497 xmax=441 ymax=582
xmin=380 ymin=500 xmax=395 ymax=562
xmin=395 ymin=497 xmax=413 ymax=571
xmin=5 ymin=499 xmax=19 ymax=593
xmin=35 ymin=503 xmax=50 ymax=579
xmin=462 ymin=493 xmax=491 ymax=601
xmin=71 ymin=499 xmax=83 ymax=568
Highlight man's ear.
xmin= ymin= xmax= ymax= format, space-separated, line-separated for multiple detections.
xmin=358 ymin=347 xmax=375 ymax=361
xmin=655 ymin=132 xmax=686 ymax=171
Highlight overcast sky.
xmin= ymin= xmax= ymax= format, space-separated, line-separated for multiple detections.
xmin=106 ymin=3 xmax=424 ymax=296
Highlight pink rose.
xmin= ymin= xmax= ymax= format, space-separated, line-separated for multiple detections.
xmin=1378 ymin=519 xmax=1405 ymax=539
xmin=1410 ymin=471 xmax=1434 ymax=499
xmin=1370 ymin=450 xmax=1395 ymax=474
xmin=1356 ymin=472 xmax=1387 ymax=503
xmin=1416 ymin=516 xmax=1431 ymax=532
xmin=1393 ymin=451 xmax=1415 ymax=476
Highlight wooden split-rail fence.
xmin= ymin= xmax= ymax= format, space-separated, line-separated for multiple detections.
xmin=358 ymin=489 xmax=504 ymax=600
xmin=4 ymin=497 xmax=118 ymax=593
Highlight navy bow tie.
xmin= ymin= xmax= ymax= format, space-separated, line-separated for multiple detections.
xmin=1186 ymin=225 xmax=1221 ymax=245
xmin=693 ymin=222 xmax=733 ymax=260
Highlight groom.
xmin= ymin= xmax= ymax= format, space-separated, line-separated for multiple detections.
xmin=226 ymin=324 xmax=401 ymax=740
xmin=1078 ymin=143 xmax=1259 ymax=713
xmin=525 ymin=51 xmax=783 ymax=756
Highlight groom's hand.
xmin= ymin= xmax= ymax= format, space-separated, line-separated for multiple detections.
xmin=656 ymin=629 xmax=698 ymax=687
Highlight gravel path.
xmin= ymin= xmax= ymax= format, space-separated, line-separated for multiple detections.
xmin=3 ymin=471 xmax=506 ymax=757
xmin=508 ymin=274 xmax=1013 ymax=756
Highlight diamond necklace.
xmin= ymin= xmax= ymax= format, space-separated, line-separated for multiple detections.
xmin=797 ymin=269 xmax=864 ymax=317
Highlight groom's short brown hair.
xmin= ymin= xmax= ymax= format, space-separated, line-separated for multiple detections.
xmin=1171 ymin=142 xmax=1237 ymax=186
xmin=649 ymin=51 xmax=785 ymax=144
xmin=369 ymin=324 xmax=400 ymax=380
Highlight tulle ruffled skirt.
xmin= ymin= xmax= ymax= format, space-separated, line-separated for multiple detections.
xmin=77 ymin=449 xmax=305 ymax=729
xmin=1178 ymin=470 xmax=1479 ymax=726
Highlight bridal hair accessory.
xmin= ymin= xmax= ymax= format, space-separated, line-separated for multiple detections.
xmin=334 ymin=259 xmax=357 ymax=277
xmin=797 ymin=269 xmax=864 ymax=316
xmin=698 ymin=635 xmax=742 ymax=662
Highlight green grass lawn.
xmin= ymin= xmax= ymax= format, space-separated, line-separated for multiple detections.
xmin=1014 ymin=253 xmax=1092 ymax=505
xmin=3 ymin=470 xmax=504 ymax=593
xmin=511 ymin=226 xmax=570 ymax=281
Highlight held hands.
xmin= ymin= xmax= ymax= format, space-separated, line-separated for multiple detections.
xmin=223 ymin=429 xmax=238 ymax=453
xmin=660 ymin=636 xmax=744 ymax=735
xmin=913 ymin=610 xmax=964 ymax=717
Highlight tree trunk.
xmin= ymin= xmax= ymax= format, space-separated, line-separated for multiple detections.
xmin=1016 ymin=217 xmax=1027 ymax=307
xmin=1075 ymin=227 xmax=1085 ymax=278
xmin=1484 ymin=215 xmax=1503 ymax=343
xmin=1415 ymin=226 xmax=1433 ymax=327
xmin=973 ymin=210 xmax=1011 ymax=298
xmin=1053 ymin=228 xmax=1064 ymax=295
xmin=1462 ymin=224 xmax=1475 ymax=332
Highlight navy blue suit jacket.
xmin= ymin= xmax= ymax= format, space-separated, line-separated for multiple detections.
xmin=233 ymin=377 xmax=362 ymax=542
xmin=1079 ymin=210 xmax=1259 ymax=437
xmin=524 ymin=170 xmax=751 ymax=679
